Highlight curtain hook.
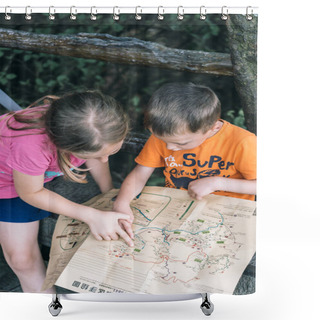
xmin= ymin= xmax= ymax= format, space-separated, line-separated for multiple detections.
xmin=90 ymin=6 xmax=97 ymax=21
xmin=49 ymin=6 xmax=55 ymax=20
xmin=135 ymin=6 xmax=142 ymax=20
xmin=221 ymin=6 xmax=228 ymax=21
xmin=4 ymin=6 xmax=12 ymax=20
xmin=113 ymin=6 xmax=120 ymax=21
xmin=177 ymin=6 xmax=184 ymax=21
xmin=25 ymin=6 xmax=32 ymax=20
xmin=246 ymin=6 xmax=253 ymax=21
xmin=200 ymin=6 xmax=207 ymax=20
xmin=157 ymin=6 xmax=164 ymax=20
xmin=70 ymin=6 xmax=77 ymax=20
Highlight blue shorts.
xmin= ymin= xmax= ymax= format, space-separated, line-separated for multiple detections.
xmin=0 ymin=197 xmax=51 ymax=223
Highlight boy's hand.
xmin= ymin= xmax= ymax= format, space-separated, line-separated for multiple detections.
xmin=113 ymin=202 xmax=134 ymax=223
xmin=187 ymin=177 xmax=216 ymax=200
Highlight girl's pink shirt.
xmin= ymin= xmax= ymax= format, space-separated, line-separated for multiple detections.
xmin=0 ymin=108 xmax=86 ymax=198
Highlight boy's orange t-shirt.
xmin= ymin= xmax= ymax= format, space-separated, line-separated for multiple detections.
xmin=135 ymin=120 xmax=256 ymax=200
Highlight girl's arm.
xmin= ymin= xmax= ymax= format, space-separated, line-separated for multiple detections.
xmin=188 ymin=176 xmax=256 ymax=200
xmin=13 ymin=170 xmax=134 ymax=246
xmin=113 ymin=164 xmax=155 ymax=217
xmin=85 ymin=158 xmax=113 ymax=193
xmin=85 ymin=159 xmax=134 ymax=239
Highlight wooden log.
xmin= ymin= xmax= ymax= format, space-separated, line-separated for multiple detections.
xmin=0 ymin=28 xmax=233 ymax=76
xmin=226 ymin=15 xmax=258 ymax=134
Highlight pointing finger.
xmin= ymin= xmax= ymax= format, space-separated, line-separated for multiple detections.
xmin=121 ymin=220 xmax=135 ymax=239
xmin=117 ymin=228 xmax=134 ymax=247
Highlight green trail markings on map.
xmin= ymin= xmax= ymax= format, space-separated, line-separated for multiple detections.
xmin=179 ymin=200 xmax=194 ymax=220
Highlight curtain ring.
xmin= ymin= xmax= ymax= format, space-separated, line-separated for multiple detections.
xmin=25 ymin=6 xmax=32 ymax=20
xmin=200 ymin=6 xmax=207 ymax=20
xmin=177 ymin=6 xmax=184 ymax=21
xmin=49 ymin=6 xmax=55 ymax=20
xmin=90 ymin=6 xmax=97 ymax=21
xmin=70 ymin=6 xmax=77 ymax=20
xmin=157 ymin=6 xmax=164 ymax=20
xmin=135 ymin=6 xmax=142 ymax=20
xmin=246 ymin=6 xmax=253 ymax=21
xmin=221 ymin=6 xmax=228 ymax=21
xmin=4 ymin=6 xmax=12 ymax=21
xmin=113 ymin=6 xmax=120 ymax=21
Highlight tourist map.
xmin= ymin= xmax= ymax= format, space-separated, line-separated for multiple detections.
xmin=43 ymin=187 xmax=256 ymax=294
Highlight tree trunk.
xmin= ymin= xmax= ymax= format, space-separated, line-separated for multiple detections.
xmin=0 ymin=28 xmax=233 ymax=76
xmin=226 ymin=15 xmax=258 ymax=134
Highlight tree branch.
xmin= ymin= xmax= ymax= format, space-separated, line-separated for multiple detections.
xmin=0 ymin=28 xmax=233 ymax=76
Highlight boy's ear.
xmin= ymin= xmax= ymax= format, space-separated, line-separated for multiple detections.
xmin=207 ymin=120 xmax=223 ymax=135
xmin=209 ymin=122 xmax=218 ymax=132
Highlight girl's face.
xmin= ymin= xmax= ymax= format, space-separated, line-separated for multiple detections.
xmin=73 ymin=140 xmax=123 ymax=163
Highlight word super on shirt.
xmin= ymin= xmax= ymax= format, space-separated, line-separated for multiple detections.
xmin=135 ymin=120 xmax=256 ymax=200
xmin=0 ymin=108 xmax=85 ymax=199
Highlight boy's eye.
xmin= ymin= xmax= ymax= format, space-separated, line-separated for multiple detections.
xmin=175 ymin=142 xmax=190 ymax=146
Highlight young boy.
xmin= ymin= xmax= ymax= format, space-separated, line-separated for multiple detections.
xmin=113 ymin=82 xmax=256 ymax=220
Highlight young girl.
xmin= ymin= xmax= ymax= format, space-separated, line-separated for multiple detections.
xmin=0 ymin=90 xmax=134 ymax=293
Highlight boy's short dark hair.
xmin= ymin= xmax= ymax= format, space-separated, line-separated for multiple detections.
xmin=145 ymin=82 xmax=221 ymax=136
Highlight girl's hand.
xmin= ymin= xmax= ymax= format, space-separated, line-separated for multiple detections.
xmin=112 ymin=203 xmax=135 ymax=240
xmin=86 ymin=209 xmax=134 ymax=247
xmin=187 ymin=177 xmax=217 ymax=200
xmin=119 ymin=220 xmax=135 ymax=240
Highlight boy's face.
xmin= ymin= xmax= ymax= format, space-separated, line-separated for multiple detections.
xmin=153 ymin=129 xmax=215 ymax=151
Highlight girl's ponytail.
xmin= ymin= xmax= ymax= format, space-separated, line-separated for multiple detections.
xmin=57 ymin=150 xmax=88 ymax=184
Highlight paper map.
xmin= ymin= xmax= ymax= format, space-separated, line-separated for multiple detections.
xmin=43 ymin=187 xmax=256 ymax=294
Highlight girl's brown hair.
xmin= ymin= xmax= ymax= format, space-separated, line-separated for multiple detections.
xmin=2 ymin=91 xmax=129 ymax=183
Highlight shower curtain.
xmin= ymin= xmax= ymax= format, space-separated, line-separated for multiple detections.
xmin=0 ymin=5 xmax=257 ymax=304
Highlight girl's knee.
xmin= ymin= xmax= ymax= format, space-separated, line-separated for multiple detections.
xmin=4 ymin=248 xmax=41 ymax=273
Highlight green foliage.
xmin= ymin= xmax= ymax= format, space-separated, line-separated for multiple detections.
xmin=225 ymin=109 xmax=247 ymax=129
xmin=0 ymin=71 xmax=17 ymax=85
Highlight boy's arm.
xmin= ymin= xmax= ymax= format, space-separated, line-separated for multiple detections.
xmin=188 ymin=176 xmax=256 ymax=200
xmin=86 ymin=158 xmax=113 ymax=193
xmin=113 ymin=164 xmax=155 ymax=218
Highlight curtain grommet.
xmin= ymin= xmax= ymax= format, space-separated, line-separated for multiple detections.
xmin=135 ymin=6 xmax=142 ymax=21
xmin=246 ymin=6 xmax=253 ymax=21
xmin=70 ymin=6 xmax=77 ymax=20
xmin=177 ymin=6 xmax=184 ymax=21
xmin=200 ymin=6 xmax=207 ymax=20
xmin=113 ymin=6 xmax=120 ymax=21
xmin=157 ymin=6 xmax=164 ymax=20
xmin=25 ymin=6 xmax=32 ymax=21
xmin=90 ymin=6 xmax=97 ymax=21
xmin=4 ymin=6 xmax=12 ymax=20
xmin=49 ymin=6 xmax=55 ymax=20
xmin=221 ymin=6 xmax=228 ymax=21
